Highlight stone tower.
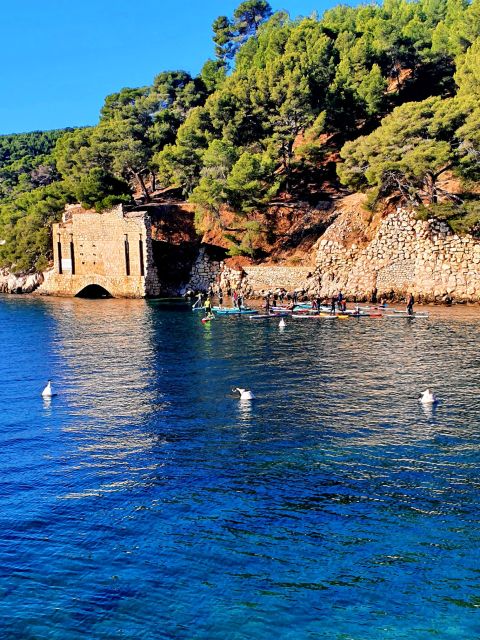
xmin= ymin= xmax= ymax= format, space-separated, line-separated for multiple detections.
xmin=39 ymin=204 xmax=161 ymax=298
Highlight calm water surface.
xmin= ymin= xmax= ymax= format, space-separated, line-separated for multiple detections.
xmin=1 ymin=296 xmax=480 ymax=639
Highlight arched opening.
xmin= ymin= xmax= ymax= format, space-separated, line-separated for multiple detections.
xmin=75 ymin=284 xmax=113 ymax=299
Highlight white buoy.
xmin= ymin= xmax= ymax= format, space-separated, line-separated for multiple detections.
xmin=233 ymin=387 xmax=255 ymax=400
xmin=279 ymin=318 xmax=286 ymax=328
xmin=41 ymin=380 xmax=56 ymax=397
xmin=420 ymin=389 xmax=438 ymax=404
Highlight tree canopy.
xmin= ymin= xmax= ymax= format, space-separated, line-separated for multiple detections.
xmin=1 ymin=0 xmax=480 ymax=271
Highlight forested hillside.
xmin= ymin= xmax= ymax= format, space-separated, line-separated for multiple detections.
xmin=0 ymin=0 xmax=479 ymax=272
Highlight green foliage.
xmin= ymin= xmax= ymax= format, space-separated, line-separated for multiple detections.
xmin=338 ymin=95 xmax=476 ymax=203
xmin=200 ymin=59 xmax=227 ymax=92
xmin=226 ymin=152 xmax=278 ymax=213
xmin=0 ymin=129 xmax=70 ymax=169
xmin=189 ymin=140 xmax=238 ymax=215
xmin=73 ymin=168 xmax=132 ymax=211
xmin=416 ymin=200 xmax=480 ymax=234
xmin=357 ymin=64 xmax=387 ymax=116
xmin=0 ymin=181 xmax=73 ymax=272
xmin=154 ymin=107 xmax=212 ymax=193
xmin=226 ymin=220 xmax=264 ymax=256
xmin=212 ymin=1 xmax=273 ymax=64
xmin=0 ymin=129 xmax=68 ymax=199
xmin=454 ymin=36 xmax=480 ymax=98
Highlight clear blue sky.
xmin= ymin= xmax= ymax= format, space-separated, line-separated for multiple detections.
xmin=0 ymin=0 xmax=354 ymax=135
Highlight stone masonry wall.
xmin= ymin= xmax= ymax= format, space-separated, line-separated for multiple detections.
xmin=183 ymin=246 xmax=223 ymax=293
xmin=184 ymin=251 xmax=313 ymax=297
xmin=308 ymin=207 xmax=480 ymax=302
xmin=39 ymin=205 xmax=160 ymax=298
xmin=241 ymin=266 xmax=312 ymax=294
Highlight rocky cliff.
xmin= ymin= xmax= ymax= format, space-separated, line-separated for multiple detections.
xmin=0 ymin=269 xmax=44 ymax=294
xmin=190 ymin=195 xmax=480 ymax=303
xmin=3 ymin=196 xmax=480 ymax=303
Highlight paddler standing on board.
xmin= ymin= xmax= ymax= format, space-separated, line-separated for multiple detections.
xmin=265 ymin=294 xmax=270 ymax=314
xmin=204 ymin=296 xmax=212 ymax=317
xmin=406 ymin=292 xmax=414 ymax=316
xmin=330 ymin=294 xmax=337 ymax=314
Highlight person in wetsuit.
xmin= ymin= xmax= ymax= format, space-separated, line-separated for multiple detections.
xmin=406 ymin=293 xmax=414 ymax=315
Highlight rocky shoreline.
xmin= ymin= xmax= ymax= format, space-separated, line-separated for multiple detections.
xmin=0 ymin=269 xmax=44 ymax=294
xmin=3 ymin=205 xmax=480 ymax=304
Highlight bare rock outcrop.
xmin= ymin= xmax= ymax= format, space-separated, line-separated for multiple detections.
xmin=0 ymin=269 xmax=44 ymax=294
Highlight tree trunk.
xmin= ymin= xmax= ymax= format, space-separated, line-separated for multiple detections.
xmin=134 ymin=171 xmax=150 ymax=202
xmin=150 ymin=171 xmax=156 ymax=194
xmin=425 ymin=172 xmax=437 ymax=204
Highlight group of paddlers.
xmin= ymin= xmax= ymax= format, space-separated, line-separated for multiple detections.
xmin=263 ymin=290 xmax=349 ymax=314
xmin=193 ymin=288 xmax=246 ymax=318
xmin=190 ymin=286 xmax=416 ymax=317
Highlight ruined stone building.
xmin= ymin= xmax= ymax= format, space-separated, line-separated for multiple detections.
xmin=40 ymin=204 xmax=161 ymax=298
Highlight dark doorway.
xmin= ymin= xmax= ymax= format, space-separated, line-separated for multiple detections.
xmin=75 ymin=284 xmax=113 ymax=298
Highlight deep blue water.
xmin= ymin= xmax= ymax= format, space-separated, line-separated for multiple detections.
xmin=1 ymin=296 xmax=480 ymax=639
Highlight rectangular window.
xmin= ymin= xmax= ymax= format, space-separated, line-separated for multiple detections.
xmin=57 ymin=242 xmax=63 ymax=274
xmin=124 ymin=236 xmax=130 ymax=276
xmin=139 ymin=239 xmax=145 ymax=276
xmin=70 ymin=241 xmax=75 ymax=275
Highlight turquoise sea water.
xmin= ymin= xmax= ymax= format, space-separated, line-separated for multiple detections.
xmin=1 ymin=296 xmax=480 ymax=640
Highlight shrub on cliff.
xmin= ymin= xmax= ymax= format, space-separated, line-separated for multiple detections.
xmin=416 ymin=200 xmax=480 ymax=236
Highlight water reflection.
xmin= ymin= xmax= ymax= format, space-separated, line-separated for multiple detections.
xmin=421 ymin=401 xmax=438 ymax=419
xmin=44 ymin=298 xmax=164 ymax=498
xmin=237 ymin=398 xmax=253 ymax=421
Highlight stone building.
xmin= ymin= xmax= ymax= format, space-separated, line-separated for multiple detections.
xmin=39 ymin=204 xmax=161 ymax=298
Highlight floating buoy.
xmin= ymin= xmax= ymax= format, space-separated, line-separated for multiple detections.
xmin=420 ymin=389 xmax=438 ymax=404
xmin=41 ymin=380 xmax=56 ymax=397
xmin=279 ymin=318 xmax=286 ymax=328
xmin=232 ymin=387 xmax=255 ymax=400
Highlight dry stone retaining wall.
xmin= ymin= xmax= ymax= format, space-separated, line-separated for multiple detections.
xmin=308 ymin=208 xmax=480 ymax=302
xmin=241 ymin=266 xmax=312 ymax=294
xmin=183 ymin=247 xmax=223 ymax=293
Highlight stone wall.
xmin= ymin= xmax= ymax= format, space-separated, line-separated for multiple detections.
xmin=308 ymin=207 xmax=480 ymax=302
xmin=182 ymin=246 xmax=223 ymax=293
xmin=241 ymin=266 xmax=312 ymax=294
xmin=39 ymin=205 xmax=161 ymax=298
xmin=184 ymin=251 xmax=313 ymax=297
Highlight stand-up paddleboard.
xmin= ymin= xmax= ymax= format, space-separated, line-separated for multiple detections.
xmin=391 ymin=309 xmax=429 ymax=316
xmin=250 ymin=313 xmax=289 ymax=319
xmin=201 ymin=315 xmax=214 ymax=323
xmin=292 ymin=314 xmax=337 ymax=319
xmin=385 ymin=313 xmax=429 ymax=319
xmin=214 ymin=307 xmax=258 ymax=315
xmin=293 ymin=303 xmax=312 ymax=309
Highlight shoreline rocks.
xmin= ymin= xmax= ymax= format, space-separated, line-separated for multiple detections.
xmin=0 ymin=269 xmax=44 ymax=294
